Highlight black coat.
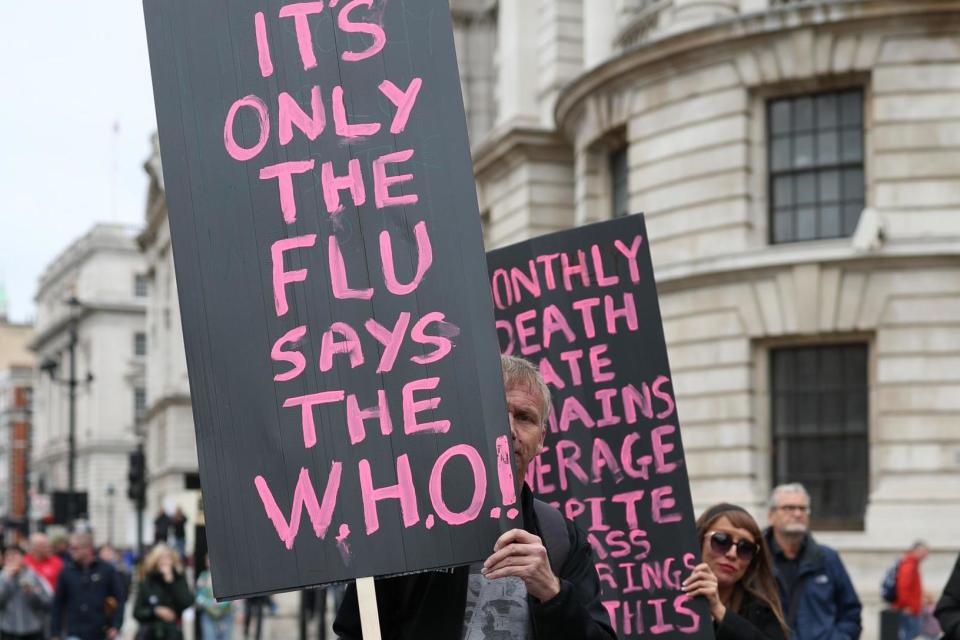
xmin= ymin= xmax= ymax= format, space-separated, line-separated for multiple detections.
xmin=133 ymin=570 xmax=194 ymax=640
xmin=716 ymin=592 xmax=788 ymax=640
xmin=334 ymin=486 xmax=615 ymax=639
xmin=936 ymin=553 xmax=960 ymax=640
xmin=51 ymin=558 xmax=125 ymax=640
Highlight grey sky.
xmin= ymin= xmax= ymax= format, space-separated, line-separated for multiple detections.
xmin=0 ymin=1 xmax=157 ymax=323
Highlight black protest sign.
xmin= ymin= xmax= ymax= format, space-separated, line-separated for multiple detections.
xmin=143 ymin=0 xmax=513 ymax=599
xmin=487 ymin=214 xmax=713 ymax=639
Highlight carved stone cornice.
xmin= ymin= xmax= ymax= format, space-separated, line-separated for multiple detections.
xmin=472 ymin=123 xmax=573 ymax=181
xmin=555 ymin=0 xmax=960 ymax=141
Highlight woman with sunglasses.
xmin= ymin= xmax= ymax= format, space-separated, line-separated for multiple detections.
xmin=683 ymin=503 xmax=790 ymax=640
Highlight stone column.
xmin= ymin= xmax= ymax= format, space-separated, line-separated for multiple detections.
xmin=583 ymin=0 xmax=619 ymax=68
xmin=496 ymin=0 xmax=541 ymax=127
xmin=668 ymin=0 xmax=739 ymax=33
xmin=739 ymin=0 xmax=768 ymax=14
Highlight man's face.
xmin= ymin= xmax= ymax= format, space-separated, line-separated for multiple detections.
xmin=29 ymin=535 xmax=50 ymax=559
xmin=506 ymin=383 xmax=546 ymax=488
xmin=68 ymin=539 xmax=94 ymax=565
xmin=768 ymin=490 xmax=811 ymax=538
xmin=3 ymin=548 xmax=23 ymax=572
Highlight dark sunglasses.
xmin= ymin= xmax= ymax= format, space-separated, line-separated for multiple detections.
xmin=708 ymin=531 xmax=759 ymax=562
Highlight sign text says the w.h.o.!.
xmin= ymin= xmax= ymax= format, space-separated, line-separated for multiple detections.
xmin=144 ymin=0 xmax=511 ymax=598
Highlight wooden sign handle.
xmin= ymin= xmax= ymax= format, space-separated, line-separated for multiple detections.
xmin=356 ymin=576 xmax=382 ymax=639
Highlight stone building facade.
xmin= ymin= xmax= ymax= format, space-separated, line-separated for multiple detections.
xmin=30 ymin=224 xmax=147 ymax=546
xmin=460 ymin=0 xmax=960 ymax=634
xmin=138 ymin=135 xmax=201 ymax=548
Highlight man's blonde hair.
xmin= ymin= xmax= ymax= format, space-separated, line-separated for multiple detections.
xmin=500 ymin=354 xmax=551 ymax=426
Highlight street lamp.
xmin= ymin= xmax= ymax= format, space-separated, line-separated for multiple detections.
xmin=106 ymin=484 xmax=115 ymax=545
xmin=40 ymin=296 xmax=92 ymax=526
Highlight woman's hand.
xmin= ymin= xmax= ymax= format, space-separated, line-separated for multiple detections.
xmin=682 ymin=562 xmax=726 ymax=622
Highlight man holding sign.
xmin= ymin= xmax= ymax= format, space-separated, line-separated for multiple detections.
xmin=334 ymin=355 xmax=616 ymax=639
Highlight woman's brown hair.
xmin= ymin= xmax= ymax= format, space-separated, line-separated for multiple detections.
xmin=697 ymin=503 xmax=789 ymax=636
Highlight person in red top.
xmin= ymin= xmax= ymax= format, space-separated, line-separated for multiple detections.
xmin=895 ymin=541 xmax=929 ymax=640
xmin=23 ymin=533 xmax=63 ymax=592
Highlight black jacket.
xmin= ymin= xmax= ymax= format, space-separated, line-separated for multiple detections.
xmin=133 ymin=570 xmax=194 ymax=640
xmin=936 ymin=553 xmax=960 ymax=640
xmin=334 ymin=486 xmax=615 ymax=639
xmin=51 ymin=558 xmax=125 ymax=640
xmin=716 ymin=592 xmax=788 ymax=640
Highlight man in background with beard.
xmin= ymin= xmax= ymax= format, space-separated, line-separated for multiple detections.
xmin=765 ymin=483 xmax=862 ymax=640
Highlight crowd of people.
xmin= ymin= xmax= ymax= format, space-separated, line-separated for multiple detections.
xmin=0 ymin=511 xmax=260 ymax=640
xmin=3 ymin=357 xmax=960 ymax=639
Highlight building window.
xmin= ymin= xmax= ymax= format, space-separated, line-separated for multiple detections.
xmin=768 ymin=89 xmax=864 ymax=243
xmin=771 ymin=344 xmax=868 ymax=530
xmin=134 ymin=387 xmax=147 ymax=423
xmin=134 ymin=274 xmax=149 ymax=297
xmin=134 ymin=332 xmax=147 ymax=357
xmin=610 ymin=146 xmax=629 ymax=218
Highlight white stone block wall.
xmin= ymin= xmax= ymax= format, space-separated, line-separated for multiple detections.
xmin=476 ymin=3 xmax=960 ymax=637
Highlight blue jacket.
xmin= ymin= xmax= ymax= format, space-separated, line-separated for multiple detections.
xmin=51 ymin=558 xmax=125 ymax=640
xmin=765 ymin=529 xmax=862 ymax=640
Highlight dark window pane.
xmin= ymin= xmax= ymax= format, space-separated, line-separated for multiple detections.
xmin=794 ymin=134 xmax=815 ymax=168
xmin=819 ymin=205 xmax=842 ymax=238
xmin=819 ymin=351 xmax=841 ymax=393
xmin=134 ymin=274 xmax=149 ymax=297
xmin=816 ymin=94 xmax=838 ymax=128
xmin=819 ymin=170 xmax=841 ymax=203
xmin=817 ymin=130 xmax=839 ymax=164
xmin=773 ymin=351 xmax=794 ymax=391
xmin=771 ymin=100 xmax=792 ymax=134
xmin=796 ymin=207 xmax=817 ymax=240
xmin=794 ymin=97 xmax=814 ymax=131
xmin=844 ymin=345 xmax=868 ymax=381
xmin=771 ymin=137 xmax=791 ymax=171
xmin=610 ymin=146 xmax=629 ymax=218
xmin=771 ymin=344 xmax=868 ymax=530
xmin=797 ymin=350 xmax=818 ymax=388
xmin=773 ymin=208 xmax=794 ymax=243
xmin=843 ymin=168 xmax=864 ymax=200
xmin=796 ymin=173 xmax=817 ymax=205
xmin=768 ymin=89 xmax=864 ymax=245
xmin=841 ymin=129 xmax=863 ymax=162
xmin=774 ymin=393 xmax=793 ymax=435
xmin=797 ymin=393 xmax=818 ymax=434
xmin=774 ymin=176 xmax=794 ymax=207
xmin=840 ymin=91 xmax=863 ymax=125
xmin=821 ymin=392 xmax=844 ymax=430
xmin=843 ymin=202 xmax=863 ymax=235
